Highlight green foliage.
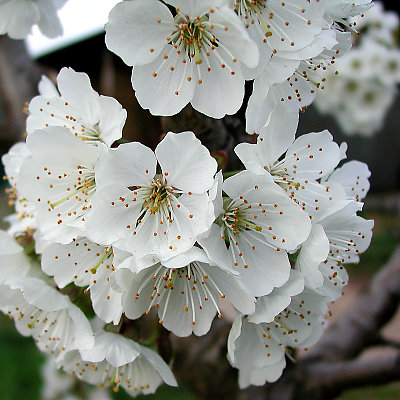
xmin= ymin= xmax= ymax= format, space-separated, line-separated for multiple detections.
xmin=339 ymin=383 xmax=400 ymax=400
xmin=112 ymin=385 xmax=195 ymax=400
xmin=0 ymin=314 xmax=44 ymax=400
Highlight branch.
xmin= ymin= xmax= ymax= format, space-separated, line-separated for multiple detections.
xmin=172 ymin=319 xmax=239 ymax=400
xmin=305 ymin=351 xmax=400 ymax=391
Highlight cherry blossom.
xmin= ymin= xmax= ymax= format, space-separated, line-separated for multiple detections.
xmin=2 ymin=142 xmax=37 ymax=234
xmin=228 ymin=287 xmax=328 ymax=388
xmin=105 ymin=0 xmax=259 ymax=118
xmin=0 ymin=230 xmax=32 ymax=282
xmin=118 ymin=247 xmax=255 ymax=337
xmin=232 ymin=0 xmax=326 ymax=79
xmin=324 ymin=160 xmax=370 ymax=202
xmin=27 ymin=68 xmax=127 ymax=147
xmin=60 ymin=331 xmax=177 ymax=395
xmin=296 ymin=201 xmax=374 ymax=299
xmin=199 ymin=170 xmax=311 ymax=297
xmin=87 ymin=131 xmax=217 ymax=262
xmin=0 ymin=276 xmax=94 ymax=359
xmin=41 ymin=238 xmax=128 ymax=325
xmin=245 ymin=29 xmax=351 ymax=133
xmin=17 ymin=127 xmax=103 ymax=244
xmin=235 ymin=105 xmax=342 ymax=220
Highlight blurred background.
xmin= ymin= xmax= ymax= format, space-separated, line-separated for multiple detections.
xmin=1 ymin=0 xmax=400 ymax=399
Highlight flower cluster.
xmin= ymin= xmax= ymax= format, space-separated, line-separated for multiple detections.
xmin=0 ymin=0 xmax=376 ymax=397
xmin=314 ymin=1 xmax=400 ymax=136
xmin=104 ymin=0 xmax=373 ymax=130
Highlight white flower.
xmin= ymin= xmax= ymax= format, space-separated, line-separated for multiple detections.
xmin=27 ymin=67 xmax=127 ymax=147
xmin=41 ymin=356 xmax=112 ymax=400
xmin=2 ymin=142 xmax=37 ymax=234
xmin=325 ymin=160 xmax=370 ymax=202
xmin=0 ymin=0 xmax=67 ymax=39
xmin=2 ymin=142 xmax=30 ymax=190
xmin=297 ymin=201 xmax=374 ymax=300
xmin=0 ymin=276 xmax=94 ymax=359
xmin=105 ymin=0 xmax=259 ymax=118
xmin=295 ymin=224 xmax=330 ymax=289
xmin=41 ymin=238 xmax=128 ymax=325
xmin=199 ymin=170 xmax=311 ymax=297
xmin=17 ymin=127 xmax=103 ymax=244
xmin=319 ymin=0 xmax=373 ymax=27
xmin=246 ymin=63 xmax=317 ymax=134
xmin=87 ymin=131 xmax=217 ymax=262
xmin=59 ymin=331 xmax=177 ymax=395
xmin=245 ymin=29 xmax=351 ymax=133
xmin=228 ymin=287 xmax=328 ymax=388
xmin=0 ymin=230 xmax=32 ymax=282
xmin=118 ymin=247 xmax=255 ymax=337
xmin=232 ymin=0 xmax=326 ymax=79
xmin=350 ymin=1 xmax=398 ymax=45
xmin=235 ymin=105 xmax=342 ymax=220
xmin=314 ymin=35 xmax=400 ymax=136
xmin=249 ymin=269 xmax=304 ymax=325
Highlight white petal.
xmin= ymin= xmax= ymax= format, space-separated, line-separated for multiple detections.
xmin=238 ymin=357 xmax=286 ymax=388
xmin=80 ymin=332 xmax=140 ymax=367
xmin=57 ymin=68 xmax=100 ymax=126
xmin=41 ymin=238 xmax=106 ymax=288
xmin=191 ymin=52 xmax=245 ymax=118
xmin=328 ymin=160 xmax=370 ymax=202
xmin=198 ymin=224 xmax=235 ymax=273
xmin=97 ymin=95 xmax=127 ymax=146
xmin=131 ymin=49 xmax=196 ymax=116
xmin=234 ymin=234 xmax=291 ymax=297
xmin=210 ymin=6 xmax=259 ymax=68
xmin=94 ymin=142 xmax=156 ymax=190
xmin=0 ymin=0 xmax=39 ymax=39
xmin=66 ymin=303 xmax=95 ymax=351
xmin=235 ymin=103 xmax=299 ymax=172
xmin=38 ymin=75 xmax=59 ymax=97
xmin=257 ymin=104 xmax=299 ymax=161
xmin=0 ymin=231 xmax=31 ymax=282
xmin=36 ymin=0 xmax=63 ymax=38
xmin=283 ymin=130 xmax=340 ymax=180
xmin=249 ymin=270 xmax=304 ymax=324
xmin=155 ymin=131 xmax=217 ymax=193
xmin=90 ymin=265 xmax=123 ymax=325
xmin=295 ymin=224 xmax=329 ymax=288
xmin=200 ymin=263 xmax=255 ymax=315
xmin=86 ymin=187 xmax=143 ymax=246
xmin=139 ymin=346 xmax=178 ymax=387
xmin=105 ymin=0 xmax=174 ymax=66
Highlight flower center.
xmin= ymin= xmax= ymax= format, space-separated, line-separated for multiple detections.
xmin=142 ymin=177 xmax=173 ymax=214
xmin=127 ymin=176 xmax=182 ymax=235
xmin=221 ymin=198 xmax=262 ymax=236
xmin=234 ymin=0 xmax=272 ymax=39
xmin=135 ymin=262 xmax=225 ymax=325
xmin=75 ymin=122 xmax=102 ymax=143
xmin=50 ymin=165 xmax=96 ymax=208
xmin=173 ymin=13 xmax=216 ymax=65
xmin=50 ymin=166 xmax=96 ymax=208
